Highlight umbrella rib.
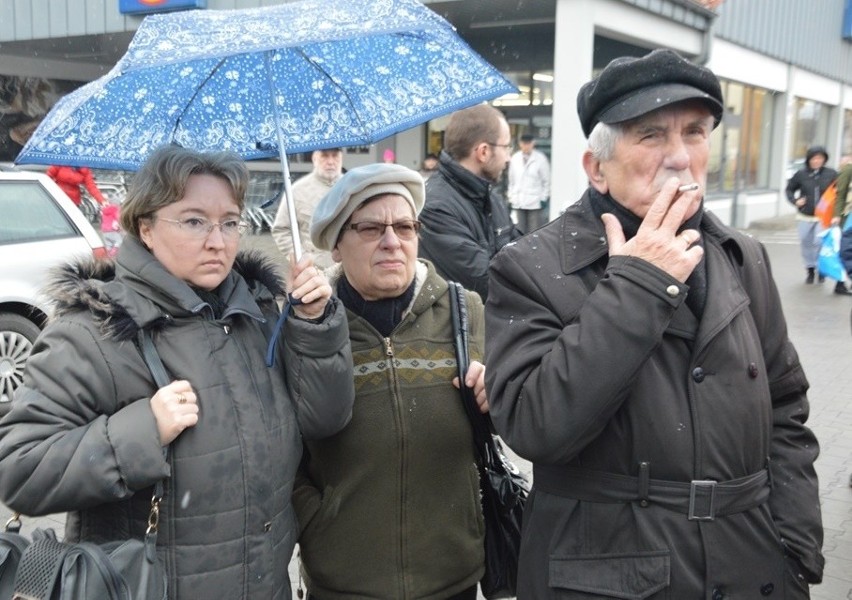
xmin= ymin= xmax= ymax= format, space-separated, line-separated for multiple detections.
xmin=291 ymin=46 xmax=371 ymax=144
xmin=170 ymin=57 xmax=228 ymax=141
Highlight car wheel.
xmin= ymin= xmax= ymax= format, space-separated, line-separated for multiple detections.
xmin=0 ymin=313 xmax=40 ymax=416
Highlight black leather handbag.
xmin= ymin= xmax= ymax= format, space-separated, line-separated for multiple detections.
xmin=447 ymin=282 xmax=529 ymax=599
xmin=0 ymin=329 xmax=169 ymax=600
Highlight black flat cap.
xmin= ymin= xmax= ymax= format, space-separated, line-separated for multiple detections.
xmin=519 ymin=133 xmax=535 ymax=142
xmin=576 ymin=49 xmax=724 ymax=138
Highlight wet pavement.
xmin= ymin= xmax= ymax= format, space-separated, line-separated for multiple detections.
xmin=3 ymin=221 xmax=851 ymax=599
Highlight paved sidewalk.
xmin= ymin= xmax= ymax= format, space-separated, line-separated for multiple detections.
xmin=753 ymin=227 xmax=852 ymax=600
xmin=3 ymin=222 xmax=851 ymax=599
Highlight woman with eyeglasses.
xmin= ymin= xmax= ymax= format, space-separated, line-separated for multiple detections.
xmin=293 ymin=163 xmax=490 ymax=600
xmin=0 ymin=145 xmax=355 ymax=600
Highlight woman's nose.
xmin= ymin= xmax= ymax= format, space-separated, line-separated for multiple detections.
xmin=379 ymin=225 xmax=402 ymax=247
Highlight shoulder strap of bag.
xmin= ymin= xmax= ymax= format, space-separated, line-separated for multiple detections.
xmin=136 ymin=328 xmax=170 ymax=495
xmin=135 ymin=329 xmax=171 ymax=592
xmin=447 ymin=282 xmax=493 ymax=462
xmin=137 ymin=328 xmax=170 ymax=389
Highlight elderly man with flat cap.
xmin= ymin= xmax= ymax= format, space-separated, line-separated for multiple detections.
xmin=485 ymin=49 xmax=823 ymax=598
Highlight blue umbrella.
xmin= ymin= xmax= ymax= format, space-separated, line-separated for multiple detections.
xmin=16 ymin=0 xmax=516 ymax=259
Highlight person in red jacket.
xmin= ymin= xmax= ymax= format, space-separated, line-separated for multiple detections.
xmin=46 ymin=165 xmax=106 ymax=207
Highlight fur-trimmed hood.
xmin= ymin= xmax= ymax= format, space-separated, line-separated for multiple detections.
xmin=44 ymin=239 xmax=286 ymax=342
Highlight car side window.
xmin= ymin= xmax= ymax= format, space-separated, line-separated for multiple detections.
xmin=0 ymin=182 xmax=78 ymax=244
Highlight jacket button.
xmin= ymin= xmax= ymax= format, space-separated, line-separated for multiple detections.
xmin=712 ymin=589 xmax=725 ymax=600
xmin=692 ymin=367 xmax=705 ymax=383
xmin=760 ymin=582 xmax=774 ymax=595
xmin=666 ymin=284 xmax=680 ymax=297
xmin=748 ymin=363 xmax=759 ymax=378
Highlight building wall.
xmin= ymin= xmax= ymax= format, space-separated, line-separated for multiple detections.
xmin=2 ymin=0 xmax=851 ymax=226
xmin=714 ymin=0 xmax=852 ymax=85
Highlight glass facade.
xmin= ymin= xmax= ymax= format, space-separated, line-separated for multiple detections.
xmin=790 ymin=98 xmax=831 ymax=162
xmin=707 ymin=81 xmax=776 ymax=193
xmin=491 ymin=71 xmax=554 ymax=108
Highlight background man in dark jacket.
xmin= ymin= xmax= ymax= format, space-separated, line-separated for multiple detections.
xmin=485 ymin=49 xmax=823 ymax=599
xmin=418 ymin=104 xmax=521 ymax=301
xmin=786 ymin=146 xmax=841 ymax=290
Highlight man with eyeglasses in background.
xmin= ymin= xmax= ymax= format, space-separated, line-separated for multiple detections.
xmin=418 ymin=104 xmax=521 ymax=301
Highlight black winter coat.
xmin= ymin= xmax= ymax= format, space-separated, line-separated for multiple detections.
xmin=485 ymin=191 xmax=823 ymax=599
xmin=418 ymin=150 xmax=521 ymax=301
xmin=0 ymin=236 xmax=354 ymax=600
xmin=785 ymin=149 xmax=837 ymax=216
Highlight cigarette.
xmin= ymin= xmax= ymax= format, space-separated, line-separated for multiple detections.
xmin=677 ymin=183 xmax=700 ymax=193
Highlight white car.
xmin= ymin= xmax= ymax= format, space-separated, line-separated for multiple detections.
xmin=0 ymin=170 xmax=107 ymax=414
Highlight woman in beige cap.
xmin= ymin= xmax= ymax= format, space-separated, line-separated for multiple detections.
xmin=294 ymin=162 xmax=489 ymax=599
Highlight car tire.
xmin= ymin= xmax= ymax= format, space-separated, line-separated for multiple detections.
xmin=0 ymin=313 xmax=41 ymax=416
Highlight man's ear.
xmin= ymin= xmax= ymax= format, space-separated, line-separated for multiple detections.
xmin=583 ymin=151 xmax=608 ymax=194
xmin=331 ymin=247 xmax=343 ymax=263
xmin=472 ymin=141 xmax=490 ymax=165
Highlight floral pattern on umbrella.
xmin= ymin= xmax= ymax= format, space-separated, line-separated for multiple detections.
xmin=17 ymin=0 xmax=516 ymax=170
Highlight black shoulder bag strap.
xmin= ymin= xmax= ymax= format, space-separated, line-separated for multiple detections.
xmin=135 ymin=328 xmax=171 ymax=594
xmin=447 ymin=282 xmax=492 ymax=462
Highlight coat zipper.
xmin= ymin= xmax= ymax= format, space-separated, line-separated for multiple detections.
xmin=383 ymin=336 xmax=410 ymax=599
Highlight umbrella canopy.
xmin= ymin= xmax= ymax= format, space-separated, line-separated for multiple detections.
xmin=16 ymin=0 xmax=516 ymax=170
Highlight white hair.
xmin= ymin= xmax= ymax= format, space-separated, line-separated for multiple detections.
xmin=587 ymin=121 xmax=624 ymax=162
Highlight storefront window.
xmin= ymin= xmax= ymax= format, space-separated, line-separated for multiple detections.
xmin=492 ymin=71 xmax=553 ymax=107
xmin=706 ymin=81 xmax=775 ymax=193
xmin=790 ymin=98 xmax=831 ymax=163
xmin=842 ymin=108 xmax=852 ymax=156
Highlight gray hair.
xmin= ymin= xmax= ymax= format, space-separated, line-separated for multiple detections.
xmin=587 ymin=121 xmax=624 ymax=162
xmin=120 ymin=145 xmax=248 ymax=238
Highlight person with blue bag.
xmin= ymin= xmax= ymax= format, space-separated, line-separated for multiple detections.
xmin=832 ymin=155 xmax=852 ymax=283
xmin=786 ymin=146 xmax=838 ymax=287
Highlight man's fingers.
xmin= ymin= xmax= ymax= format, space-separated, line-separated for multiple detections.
xmin=602 ymin=213 xmax=626 ymax=254
xmin=638 ymin=178 xmax=701 ymax=236
xmin=638 ymin=178 xmax=682 ymax=231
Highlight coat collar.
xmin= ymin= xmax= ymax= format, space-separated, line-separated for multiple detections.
xmin=556 ymin=190 xmax=610 ymax=275
xmin=46 ymin=235 xmax=284 ymax=340
xmin=436 ymin=150 xmax=492 ymax=206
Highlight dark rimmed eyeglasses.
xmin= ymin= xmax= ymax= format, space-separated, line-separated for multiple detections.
xmin=346 ymin=220 xmax=421 ymax=241
xmin=487 ymin=142 xmax=513 ymax=152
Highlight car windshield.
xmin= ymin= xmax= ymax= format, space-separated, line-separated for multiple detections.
xmin=0 ymin=181 xmax=79 ymax=245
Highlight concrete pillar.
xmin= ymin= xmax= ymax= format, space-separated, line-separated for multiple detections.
xmin=550 ymin=0 xmax=595 ymax=218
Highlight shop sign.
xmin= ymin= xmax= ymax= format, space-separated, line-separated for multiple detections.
xmin=119 ymin=0 xmax=206 ymax=16
xmin=844 ymin=0 xmax=852 ymax=40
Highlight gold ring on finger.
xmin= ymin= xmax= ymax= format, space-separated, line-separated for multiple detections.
xmin=177 ymin=393 xmax=186 ymax=404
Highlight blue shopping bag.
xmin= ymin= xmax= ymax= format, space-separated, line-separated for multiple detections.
xmin=818 ymin=227 xmax=845 ymax=282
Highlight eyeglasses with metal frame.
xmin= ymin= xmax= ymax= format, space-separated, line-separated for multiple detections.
xmin=157 ymin=216 xmax=248 ymax=239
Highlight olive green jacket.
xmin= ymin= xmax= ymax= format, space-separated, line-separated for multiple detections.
xmin=294 ymin=260 xmax=486 ymax=599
